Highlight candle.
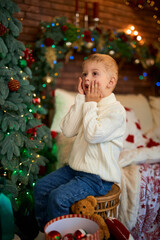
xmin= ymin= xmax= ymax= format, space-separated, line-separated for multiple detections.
xmin=85 ymin=2 xmax=88 ymax=15
xmin=75 ymin=0 xmax=79 ymax=12
xmin=93 ymin=2 xmax=99 ymax=19
xmin=84 ymin=2 xmax=88 ymax=29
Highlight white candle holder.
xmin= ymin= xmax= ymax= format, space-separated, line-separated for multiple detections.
xmin=75 ymin=12 xmax=80 ymax=27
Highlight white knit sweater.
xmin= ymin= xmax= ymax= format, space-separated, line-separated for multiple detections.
xmin=60 ymin=93 xmax=126 ymax=183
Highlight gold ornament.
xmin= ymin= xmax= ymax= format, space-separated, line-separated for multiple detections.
xmin=45 ymin=47 xmax=57 ymax=68
xmin=65 ymin=49 xmax=74 ymax=63
xmin=85 ymin=42 xmax=94 ymax=49
xmin=72 ymin=39 xmax=83 ymax=52
xmin=97 ymin=35 xmax=105 ymax=51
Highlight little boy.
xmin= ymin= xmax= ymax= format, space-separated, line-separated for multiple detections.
xmin=34 ymin=53 xmax=126 ymax=231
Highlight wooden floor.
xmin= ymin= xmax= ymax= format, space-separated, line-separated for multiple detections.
xmin=34 ymin=232 xmax=45 ymax=240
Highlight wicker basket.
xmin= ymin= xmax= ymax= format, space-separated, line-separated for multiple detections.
xmin=94 ymin=184 xmax=121 ymax=219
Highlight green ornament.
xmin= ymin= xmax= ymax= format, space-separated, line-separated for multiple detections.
xmin=19 ymin=59 xmax=27 ymax=69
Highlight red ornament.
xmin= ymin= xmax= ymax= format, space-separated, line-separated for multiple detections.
xmin=39 ymin=165 xmax=46 ymax=176
xmin=63 ymin=233 xmax=75 ymax=240
xmin=83 ymin=30 xmax=92 ymax=42
xmin=74 ymin=229 xmax=86 ymax=239
xmin=0 ymin=23 xmax=7 ymax=36
xmin=119 ymin=33 xmax=128 ymax=42
xmin=51 ymin=131 xmax=57 ymax=139
xmin=23 ymin=48 xmax=35 ymax=67
xmin=52 ymin=89 xmax=55 ymax=97
xmin=32 ymin=97 xmax=41 ymax=104
xmin=8 ymin=79 xmax=20 ymax=91
xmin=61 ymin=25 xmax=68 ymax=32
xmin=44 ymin=38 xmax=54 ymax=47
xmin=95 ymin=27 xmax=102 ymax=34
xmin=48 ymin=230 xmax=62 ymax=240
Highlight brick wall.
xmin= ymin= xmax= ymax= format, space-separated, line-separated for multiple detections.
xmin=14 ymin=0 xmax=159 ymax=96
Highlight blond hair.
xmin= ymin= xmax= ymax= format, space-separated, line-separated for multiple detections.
xmin=82 ymin=53 xmax=118 ymax=82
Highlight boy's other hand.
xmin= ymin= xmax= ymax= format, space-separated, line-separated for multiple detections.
xmin=78 ymin=77 xmax=84 ymax=95
xmin=86 ymin=81 xmax=103 ymax=102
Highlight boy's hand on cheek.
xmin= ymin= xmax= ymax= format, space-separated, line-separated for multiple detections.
xmin=78 ymin=77 xmax=84 ymax=95
xmin=85 ymin=81 xmax=102 ymax=102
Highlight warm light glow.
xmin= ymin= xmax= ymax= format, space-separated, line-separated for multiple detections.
xmin=125 ymin=25 xmax=143 ymax=42
xmin=126 ymin=29 xmax=132 ymax=34
xmin=135 ymin=59 xmax=140 ymax=64
xmin=133 ymin=30 xmax=138 ymax=36
xmin=46 ymin=76 xmax=52 ymax=83
xmin=137 ymin=35 xmax=142 ymax=41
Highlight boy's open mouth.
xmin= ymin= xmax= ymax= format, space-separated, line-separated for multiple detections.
xmin=85 ymin=84 xmax=89 ymax=89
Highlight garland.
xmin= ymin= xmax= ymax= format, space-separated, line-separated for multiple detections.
xmin=31 ymin=16 xmax=160 ymax=110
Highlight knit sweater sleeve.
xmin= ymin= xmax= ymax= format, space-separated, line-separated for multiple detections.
xmin=83 ymin=101 xmax=126 ymax=144
xmin=60 ymin=94 xmax=85 ymax=137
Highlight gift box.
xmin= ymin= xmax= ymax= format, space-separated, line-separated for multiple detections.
xmin=44 ymin=214 xmax=100 ymax=240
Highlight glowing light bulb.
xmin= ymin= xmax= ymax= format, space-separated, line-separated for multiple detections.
xmin=137 ymin=35 xmax=142 ymax=41
xmin=126 ymin=29 xmax=131 ymax=34
xmin=133 ymin=30 xmax=138 ymax=36
xmin=130 ymin=26 xmax=135 ymax=30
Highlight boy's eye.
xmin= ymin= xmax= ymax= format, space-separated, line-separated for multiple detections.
xmin=93 ymin=72 xmax=97 ymax=76
xmin=82 ymin=73 xmax=87 ymax=77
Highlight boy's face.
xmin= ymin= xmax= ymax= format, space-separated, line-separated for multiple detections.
xmin=81 ymin=61 xmax=112 ymax=97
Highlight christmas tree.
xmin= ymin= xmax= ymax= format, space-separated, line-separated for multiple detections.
xmin=0 ymin=0 xmax=54 ymax=229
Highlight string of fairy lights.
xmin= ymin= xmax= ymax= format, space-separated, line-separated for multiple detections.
xmin=0 ymin=65 xmax=47 ymax=186
xmin=124 ymin=0 xmax=160 ymax=41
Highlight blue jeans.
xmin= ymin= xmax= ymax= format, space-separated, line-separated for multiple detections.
xmin=34 ymin=166 xmax=113 ymax=230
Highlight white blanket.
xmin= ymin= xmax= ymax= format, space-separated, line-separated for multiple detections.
xmin=118 ymin=145 xmax=160 ymax=231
